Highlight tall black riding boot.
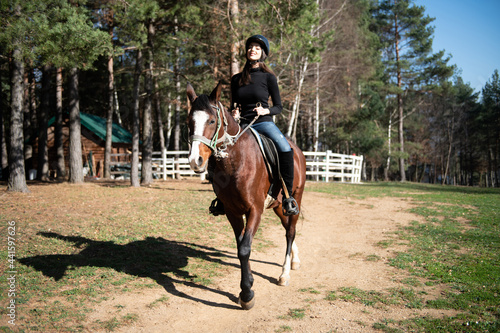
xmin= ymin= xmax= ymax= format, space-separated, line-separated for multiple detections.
xmin=279 ymin=150 xmax=299 ymax=216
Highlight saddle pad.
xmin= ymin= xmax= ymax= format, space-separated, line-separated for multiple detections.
xmin=249 ymin=127 xmax=280 ymax=178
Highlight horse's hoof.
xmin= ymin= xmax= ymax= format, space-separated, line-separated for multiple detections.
xmin=238 ymin=296 xmax=256 ymax=310
xmin=278 ymin=276 xmax=290 ymax=286
xmin=291 ymin=261 xmax=301 ymax=270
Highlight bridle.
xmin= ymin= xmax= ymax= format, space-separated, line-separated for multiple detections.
xmin=189 ymin=101 xmax=241 ymax=159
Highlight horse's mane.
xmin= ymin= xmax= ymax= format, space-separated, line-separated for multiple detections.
xmin=192 ymin=94 xmax=216 ymax=115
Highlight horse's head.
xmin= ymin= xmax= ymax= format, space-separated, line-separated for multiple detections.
xmin=186 ymin=82 xmax=224 ymax=173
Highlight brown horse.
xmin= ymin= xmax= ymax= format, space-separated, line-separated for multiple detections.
xmin=186 ymin=82 xmax=306 ymax=310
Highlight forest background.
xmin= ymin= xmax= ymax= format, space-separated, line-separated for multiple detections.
xmin=1 ymin=0 xmax=499 ymax=192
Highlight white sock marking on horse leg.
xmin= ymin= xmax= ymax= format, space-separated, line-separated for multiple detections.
xmin=291 ymin=240 xmax=301 ymax=270
xmin=279 ymin=254 xmax=291 ymax=286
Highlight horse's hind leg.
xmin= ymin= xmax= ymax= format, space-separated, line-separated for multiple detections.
xmin=291 ymin=239 xmax=301 ymax=270
xmin=276 ymin=213 xmax=301 ymax=286
xmin=279 ymin=240 xmax=300 ymax=286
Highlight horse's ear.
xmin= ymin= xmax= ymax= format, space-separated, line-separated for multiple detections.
xmin=186 ymin=83 xmax=197 ymax=104
xmin=209 ymin=81 xmax=223 ymax=103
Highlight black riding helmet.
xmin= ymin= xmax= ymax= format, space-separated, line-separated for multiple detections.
xmin=245 ymin=35 xmax=270 ymax=62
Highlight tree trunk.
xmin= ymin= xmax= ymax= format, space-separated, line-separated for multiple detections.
xmin=104 ymin=54 xmax=114 ymax=179
xmin=131 ymin=50 xmax=143 ymax=187
xmin=141 ymin=21 xmax=155 ymax=186
xmin=287 ymin=57 xmax=308 ymax=141
xmin=155 ymin=78 xmax=165 ymax=153
xmin=7 ymin=46 xmax=29 ymax=192
xmin=23 ymin=69 xmax=33 ymax=173
xmin=414 ymin=158 xmax=419 ymax=182
xmin=37 ymin=64 xmax=51 ymax=181
xmin=165 ymin=91 xmax=173 ymax=149
xmin=443 ymin=110 xmax=455 ymax=185
xmin=55 ymin=67 xmax=66 ymax=180
xmin=394 ymin=14 xmax=406 ymax=182
xmin=113 ymin=83 xmax=122 ymax=125
xmin=489 ymin=148 xmax=496 ymax=188
xmin=397 ymin=95 xmax=406 ymax=181
xmin=313 ymin=62 xmax=320 ymax=152
xmin=384 ymin=110 xmax=392 ymax=181
xmin=0 ymin=72 xmax=8 ymax=180
xmin=173 ymin=18 xmax=181 ymax=179
xmin=68 ymin=67 xmax=83 ymax=183
xmin=0 ymin=117 xmax=7 ymax=181
xmin=306 ymin=105 xmax=313 ymax=151
xmin=229 ymin=0 xmax=240 ymax=78
xmin=174 ymin=67 xmax=181 ymax=152
xmin=419 ymin=162 xmax=426 ymax=183
xmin=174 ymin=18 xmax=181 ymax=153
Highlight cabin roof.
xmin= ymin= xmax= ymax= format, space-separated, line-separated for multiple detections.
xmin=48 ymin=112 xmax=133 ymax=145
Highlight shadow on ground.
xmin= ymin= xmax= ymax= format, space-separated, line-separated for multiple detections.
xmin=20 ymin=232 xmax=279 ymax=309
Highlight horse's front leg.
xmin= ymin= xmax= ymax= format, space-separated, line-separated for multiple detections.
xmin=277 ymin=214 xmax=301 ymax=286
xmin=237 ymin=228 xmax=255 ymax=309
xmin=228 ymin=210 xmax=261 ymax=310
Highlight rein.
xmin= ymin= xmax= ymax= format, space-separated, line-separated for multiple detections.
xmin=233 ymin=102 xmax=262 ymax=141
xmin=232 ymin=115 xmax=259 ymax=142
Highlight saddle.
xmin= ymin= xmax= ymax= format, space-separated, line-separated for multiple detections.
xmin=248 ymin=127 xmax=282 ymax=203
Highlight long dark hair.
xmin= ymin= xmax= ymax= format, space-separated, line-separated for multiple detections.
xmin=238 ymin=58 xmax=276 ymax=86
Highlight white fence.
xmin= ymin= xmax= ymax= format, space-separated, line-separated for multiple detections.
xmin=303 ymin=151 xmax=363 ymax=183
xmin=110 ymin=150 xmax=363 ymax=183
xmin=110 ymin=150 xmax=203 ymax=180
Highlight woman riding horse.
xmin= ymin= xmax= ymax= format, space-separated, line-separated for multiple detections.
xmin=186 ymin=81 xmax=306 ymax=309
xmin=209 ymin=34 xmax=299 ymax=217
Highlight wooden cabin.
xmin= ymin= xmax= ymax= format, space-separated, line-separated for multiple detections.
xmin=29 ymin=113 xmax=133 ymax=179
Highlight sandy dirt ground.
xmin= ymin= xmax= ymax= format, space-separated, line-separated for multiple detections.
xmin=83 ymin=189 xmax=456 ymax=332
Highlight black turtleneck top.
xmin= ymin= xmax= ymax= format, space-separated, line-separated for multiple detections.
xmin=230 ymin=68 xmax=283 ymax=124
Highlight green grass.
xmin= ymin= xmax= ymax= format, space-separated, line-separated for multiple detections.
xmin=275 ymin=325 xmax=293 ymax=332
xmin=96 ymin=313 xmax=138 ymax=331
xmin=147 ymin=296 xmax=169 ymax=309
xmin=298 ymin=287 xmax=321 ymax=294
xmin=306 ymin=181 xmax=500 ymax=332
xmin=334 ymin=286 xmax=422 ymax=308
xmin=366 ymin=254 xmax=382 ymax=262
xmin=325 ymin=291 xmax=337 ymax=301
xmin=279 ymin=307 xmax=307 ymax=320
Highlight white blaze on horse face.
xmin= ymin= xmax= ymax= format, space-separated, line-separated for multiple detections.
xmin=189 ymin=110 xmax=210 ymax=172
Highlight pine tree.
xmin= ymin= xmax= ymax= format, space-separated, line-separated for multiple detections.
xmin=130 ymin=50 xmax=143 ymax=188
xmin=1 ymin=0 xmax=111 ymax=186
xmin=1 ymin=1 xmax=34 ymax=192
xmin=480 ymin=70 xmax=500 ymax=187
xmin=49 ymin=3 xmax=110 ymax=183
xmin=370 ymin=0 xmax=452 ymax=181
xmin=7 ymin=42 xmax=29 ymax=192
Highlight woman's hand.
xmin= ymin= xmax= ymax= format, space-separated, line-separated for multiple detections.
xmin=232 ymin=107 xmax=240 ymax=120
xmin=254 ymin=105 xmax=270 ymax=116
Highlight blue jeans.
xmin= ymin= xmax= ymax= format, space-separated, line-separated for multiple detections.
xmin=252 ymin=121 xmax=291 ymax=153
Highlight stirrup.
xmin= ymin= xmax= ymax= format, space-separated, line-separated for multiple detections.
xmin=209 ymin=198 xmax=225 ymax=216
xmin=282 ymin=197 xmax=299 ymax=216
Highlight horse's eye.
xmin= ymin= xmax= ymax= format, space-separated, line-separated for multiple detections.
xmin=209 ymin=120 xmax=216 ymax=125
